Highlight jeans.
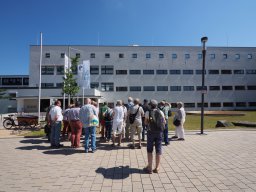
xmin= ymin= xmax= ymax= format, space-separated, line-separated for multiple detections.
xmin=50 ymin=121 xmax=62 ymax=147
xmin=84 ymin=126 xmax=96 ymax=151
xmin=163 ymin=123 xmax=169 ymax=144
xmin=142 ymin=117 xmax=147 ymax=140
xmin=105 ymin=122 xmax=112 ymax=140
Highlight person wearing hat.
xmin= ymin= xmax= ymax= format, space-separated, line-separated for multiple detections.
xmin=111 ymin=100 xmax=124 ymax=146
xmin=143 ymin=99 xmax=165 ymax=174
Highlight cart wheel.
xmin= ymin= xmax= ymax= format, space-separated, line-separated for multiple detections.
xmin=3 ymin=119 xmax=13 ymax=129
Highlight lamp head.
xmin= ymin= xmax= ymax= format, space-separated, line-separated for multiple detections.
xmin=201 ymin=36 xmax=208 ymax=43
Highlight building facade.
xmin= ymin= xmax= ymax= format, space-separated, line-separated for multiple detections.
xmin=1 ymin=45 xmax=256 ymax=113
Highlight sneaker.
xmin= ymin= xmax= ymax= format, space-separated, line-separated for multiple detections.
xmin=171 ymin=136 xmax=178 ymax=139
xmin=85 ymin=150 xmax=88 ymax=153
xmin=130 ymin=145 xmax=135 ymax=149
xmin=91 ymin=149 xmax=97 ymax=153
xmin=177 ymin=138 xmax=185 ymax=141
xmin=164 ymin=142 xmax=170 ymax=146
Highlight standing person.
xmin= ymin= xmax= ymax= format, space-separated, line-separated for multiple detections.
xmin=158 ymin=101 xmax=171 ymax=146
xmin=79 ymin=98 xmax=98 ymax=153
xmin=129 ymin=98 xmax=144 ymax=149
xmin=104 ymin=105 xmax=113 ymax=142
xmin=99 ymin=102 xmax=108 ymax=140
xmin=111 ymin=100 xmax=124 ymax=147
xmin=144 ymin=100 xmax=165 ymax=174
xmin=68 ymin=101 xmax=82 ymax=148
xmin=173 ymin=102 xmax=186 ymax=141
xmin=142 ymin=99 xmax=150 ymax=141
xmin=125 ymin=97 xmax=134 ymax=140
xmin=49 ymin=100 xmax=64 ymax=148
xmin=121 ymin=100 xmax=127 ymax=139
xmin=45 ymin=100 xmax=56 ymax=141
xmin=62 ymin=104 xmax=72 ymax=141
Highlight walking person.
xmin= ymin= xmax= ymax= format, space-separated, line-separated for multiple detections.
xmin=173 ymin=102 xmax=186 ymax=141
xmin=129 ymin=98 xmax=144 ymax=149
xmin=125 ymin=97 xmax=134 ymax=141
xmin=111 ymin=100 xmax=124 ymax=147
xmin=68 ymin=101 xmax=82 ymax=148
xmin=79 ymin=98 xmax=98 ymax=153
xmin=143 ymin=100 xmax=165 ymax=174
xmin=49 ymin=100 xmax=64 ymax=148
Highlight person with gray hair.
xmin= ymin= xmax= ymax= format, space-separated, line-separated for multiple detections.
xmin=125 ymin=97 xmax=134 ymax=140
xmin=172 ymin=102 xmax=186 ymax=141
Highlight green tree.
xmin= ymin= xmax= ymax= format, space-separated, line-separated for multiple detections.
xmin=62 ymin=56 xmax=80 ymax=105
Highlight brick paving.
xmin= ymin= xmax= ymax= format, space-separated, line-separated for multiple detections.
xmin=0 ymin=130 xmax=256 ymax=191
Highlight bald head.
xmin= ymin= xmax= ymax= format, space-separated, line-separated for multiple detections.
xmin=84 ymin=98 xmax=91 ymax=104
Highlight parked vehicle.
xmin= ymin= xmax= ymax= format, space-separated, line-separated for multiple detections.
xmin=3 ymin=114 xmax=38 ymax=129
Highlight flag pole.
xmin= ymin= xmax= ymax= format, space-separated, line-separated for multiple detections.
xmin=38 ymin=32 xmax=42 ymax=125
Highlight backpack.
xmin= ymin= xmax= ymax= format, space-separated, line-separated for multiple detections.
xmin=148 ymin=109 xmax=165 ymax=132
xmin=129 ymin=107 xmax=140 ymax=124
xmin=104 ymin=108 xmax=112 ymax=121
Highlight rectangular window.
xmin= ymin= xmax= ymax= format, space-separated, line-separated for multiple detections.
xmin=116 ymin=86 xmax=128 ymax=92
xmin=210 ymin=103 xmax=221 ymax=107
xmin=156 ymin=70 xmax=168 ymax=75
xmin=41 ymin=83 xmax=54 ymax=88
xmin=119 ymin=53 xmax=124 ymax=58
xmin=210 ymin=54 xmax=215 ymax=59
xmin=235 ymin=54 xmax=240 ymax=59
xmin=146 ymin=53 xmax=151 ymax=58
xmin=172 ymin=54 xmax=177 ymax=59
xmin=23 ymin=78 xmax=29 ymax=85
xmin=197 ymin=103 xmax=208 ymax=108
xmin=198 ymin=54 xmax=202 ymax=59
xmin=170 ymin=86 xmax=181 ymax=91
xmin=56 ymin=83 xmax=63 ymax=88
xmin=234 ymin=70 xmax=244 ymax=74
xmin=236 ymin=102 xmax=246 ymax=107
xmin=143 ymin=70 xmax=154 ymax=75
xmin=76 ymin=53 xmax=80 ymax=58
xmin=169 ymin=70 xmax=181 ymax=75
xmin=157 ymin=86 xmax=168 ymax=91
xmin=45 ymin=53 xmax=50 ymax=58
xmin=223 ymin=54 xmax=228 ymax=59
xmin=116 ymin=70 xmax=127 ymax=75
xmin=105 ymin=53 xmax=110 ymax=58
xmin=183 ymin=86 xmax=194 ymax=91
xmin=2 ymin=78 xmax=22 ymax=85
xmin=222 ymin=86 xmax=233 ymax=90
xmin=183 ymin=70 xmax=194 ymax=75
xmin=249 ymin=102 xmax=256 ymax=107
xmin=101 ymin=82 xmax=114 ymax=91
xmin=209 ymin=86 xmax=220 ymax=91
xmin=90 ymin=53 xmax=95 ymax=58
xmin=130 ymin=86 xmax=141 ymax=91
xmin=235 ymin=86 xmax=245 ymax=90
xmin=208 ymin=70 xmax=219 ymax=74
xmin=129 ymin=70 xmax=141 ymax=75
xmin=41 ymin=66 xmax=54 ymax=75
xmin=248 ymin=86 xmax=256 ymax=90
xmin=223 ymin=102 xmax=234 ymax=107
xmin=196 ymin=86 xmax=207 ymax=91
xmin=184 ymin=103 xmax=195 ymax=108
xmin=56 ymin=66 xmax=64 ymax=75
xmin=159 ymin=54 xmax=164 ymax=58
xmin=101 ymin=65 xmax=114 ymax=75
xmin=90 ymin=82 xmax=99 ymax=89
xmin=185 ymin=54 xmax=190 ymax=59
xmin=246 ymin=70 xmax=256 ymax=74
xmin=221 ymin=70 xmax=232 ymax=74
xmin=143 ymin=86 xmax=155 ymax=91
xmin=60 ymin=53 xmax=65 ymax=58
xmin=132 ymin=53 xmax=137 ymax=58
xmin=90 ymin=66 xmax=99 ymax=75
xmin=196 ymin=70 xmax=206 ymax=75
xmin=248 ymin=54 xmax=252 ymax=59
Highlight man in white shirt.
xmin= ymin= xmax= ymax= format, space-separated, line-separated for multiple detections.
xmin=49 ymin=100 xmax=63 ymax=148
xmin=112 ymin=100 xmax=124 ymax=146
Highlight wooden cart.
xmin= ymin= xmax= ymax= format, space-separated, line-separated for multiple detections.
xmin=17 ymin=115 xmax=38 ymax=128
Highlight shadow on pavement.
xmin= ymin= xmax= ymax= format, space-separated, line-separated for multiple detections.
xmin=20 ymin=138 xmax=48 ymax=144
xmin=96 ymin=166 xmax=144 ymax=179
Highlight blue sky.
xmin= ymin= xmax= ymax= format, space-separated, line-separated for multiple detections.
xmin=0 ymin=0 xmax=255 ymax=75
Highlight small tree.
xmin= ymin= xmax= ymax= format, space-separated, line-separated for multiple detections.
xmin=62 ymin=56 xmax=80 ymax=105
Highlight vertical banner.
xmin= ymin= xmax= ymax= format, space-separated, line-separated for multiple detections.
xmin=78 ymin=60 xmax=90 ymax=89
xmin=64 ymin=54 xmax=70 ymax=75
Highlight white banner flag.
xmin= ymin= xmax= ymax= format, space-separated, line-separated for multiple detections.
xmin=78 ymin=60 xmax=90 ymax=89
xmin=64 ymin=54 xmax=70 ymax=74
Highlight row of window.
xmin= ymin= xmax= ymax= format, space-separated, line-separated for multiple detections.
xmin=0 ymin=78 xmax=29 ymax=86
xmin=182 ymin=102 xmax=256 ymax=108
xmin=45 ymin=52 xmax=254 ymax=60
xmin=41 ymin=66 xmax=256 ymax=75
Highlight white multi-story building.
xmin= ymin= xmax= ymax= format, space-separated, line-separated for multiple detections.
xmin=2 ymin=45 xmax=256 ymax=113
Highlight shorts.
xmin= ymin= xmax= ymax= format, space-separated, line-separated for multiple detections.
xmin=147 ymin=131 xmax=163 ymax=155
xmin=112 ymin=121 xmax=123 ymax=135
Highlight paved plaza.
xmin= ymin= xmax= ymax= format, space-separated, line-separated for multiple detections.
xmin=0 ymin=130 xmax=256 ymax=192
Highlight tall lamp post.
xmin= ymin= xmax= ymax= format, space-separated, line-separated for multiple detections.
xmin=200 ymin=36 xmax=208 ymax=134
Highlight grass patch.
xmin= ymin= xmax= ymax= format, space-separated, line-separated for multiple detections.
xmin=19 ymin=128 xmax=45 ymax=137
xmin=168 ymin=111 xmax=256 ymax=130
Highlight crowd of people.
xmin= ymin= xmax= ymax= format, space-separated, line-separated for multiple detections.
xmin=45 ymin=97 xmax=186 ymax=173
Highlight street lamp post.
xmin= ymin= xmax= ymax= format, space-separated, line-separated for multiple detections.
xmin=200 ymin=37 xmax=208 ymax=134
